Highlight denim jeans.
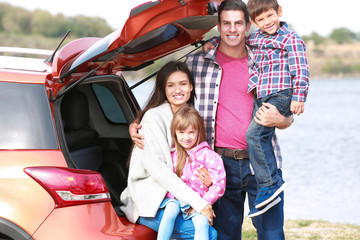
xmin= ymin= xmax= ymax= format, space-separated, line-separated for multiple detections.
xmin=138 ymin=207 xmax=217 ymax=240
xmin=246 ymin=89 xmax=292 ymax=187
xmin=212 ymin=156 xmax=284 ymax=240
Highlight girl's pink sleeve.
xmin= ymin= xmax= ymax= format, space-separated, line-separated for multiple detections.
xmin=201 ymin=151 xmax=226 ymax=205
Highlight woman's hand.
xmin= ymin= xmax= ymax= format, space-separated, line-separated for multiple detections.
xmin=196 ymin=167 xmax=212 ymax=188
xmin=129 ymin=121 xmax=144 ymax=149
xmin=202 ymin=41 xmax=215 ymax=52
xmin=200 ymin=204 xmax=216 ymax=225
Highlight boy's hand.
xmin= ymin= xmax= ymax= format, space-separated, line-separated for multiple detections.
xmin=129 ymin=122 xmax=144 ymax=149
xmin=202 ymin=41 xmax=215 ymax=52
xmin=290 ymin=101 xmax=304 ymax=116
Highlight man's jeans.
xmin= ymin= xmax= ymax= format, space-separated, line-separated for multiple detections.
xmin=212 ymin=156 xmax=285 ymax=240
xmin=246 ymin=89 xmax=292 ymax=187
xmin=138 ymin=208 xmax=217 ymax=240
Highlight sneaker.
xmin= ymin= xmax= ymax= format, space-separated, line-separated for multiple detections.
xmin=248 ymin=197 xmax=281 ymax=218
xmin=255 ymin=182 xmax=287 ymax=209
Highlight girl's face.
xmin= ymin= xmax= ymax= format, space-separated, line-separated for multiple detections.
xmin=165 ymin=71 xmax=193 ymax=113
xmin=176 ymin=125 xmax=198 ymax=151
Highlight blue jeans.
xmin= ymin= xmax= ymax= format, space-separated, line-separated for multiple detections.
xmin=138 ymin=207 xmax=217 ymax=240
xmin=157 ymin=199 xmax=209 ymax=240
xmin=246 ymin=89 xmax=292 ymax=187
xmin=212 ymin=156 xmax=284 ymax=240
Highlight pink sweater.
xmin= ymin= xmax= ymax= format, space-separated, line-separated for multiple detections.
xmin=168 ymin=141 xmax=226 ymax=205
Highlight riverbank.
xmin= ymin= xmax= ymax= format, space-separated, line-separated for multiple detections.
xmin=242 ymin=218 xmax=360 ymax=240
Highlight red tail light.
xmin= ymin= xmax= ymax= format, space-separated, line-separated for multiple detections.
xmin=24 ymin=167 xmax=111 ymax=208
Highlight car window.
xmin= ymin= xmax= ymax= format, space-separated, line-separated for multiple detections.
xmin=0 ymin=82 xmax=58 ymax=149
xmin=91 ymin=84 xmax=127 ymax=124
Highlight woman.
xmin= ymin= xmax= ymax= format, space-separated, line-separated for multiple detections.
xmin=120 ymin=61 xmax=217 ymax=239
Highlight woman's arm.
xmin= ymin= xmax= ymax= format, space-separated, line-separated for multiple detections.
xmin=138 ymin=109 xmax=209 ymax=213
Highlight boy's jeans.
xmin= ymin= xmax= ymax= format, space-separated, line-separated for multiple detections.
xmin=246 ymin=89 xmax=292 ymax=187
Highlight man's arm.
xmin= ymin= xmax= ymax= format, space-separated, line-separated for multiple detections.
xmin=129 ymin=121 xmax=144 ymax=149
xmin=254 ymin=102 xmax=293 ymax=129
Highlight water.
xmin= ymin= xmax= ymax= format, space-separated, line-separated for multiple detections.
xmin=277 ymin=79 xmax=360 ymax=225
xmin=129 ymin=78 xmax=360 ymax=225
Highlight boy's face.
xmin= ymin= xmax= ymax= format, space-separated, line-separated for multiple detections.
xmin=253 ymin=6 xmax=283 ymax=35
xmin=217 ymin=10 xmax=251 ymax=49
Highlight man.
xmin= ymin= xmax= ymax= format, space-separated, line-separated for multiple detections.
xmin=131 ymin=1 xmax=292 ymax=239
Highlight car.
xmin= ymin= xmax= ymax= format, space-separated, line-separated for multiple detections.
xmin=0 ymin=0 xmax=218 ymax=239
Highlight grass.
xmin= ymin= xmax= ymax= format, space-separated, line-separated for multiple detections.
xmin=242 ymin=218 xmax=360 ymax=240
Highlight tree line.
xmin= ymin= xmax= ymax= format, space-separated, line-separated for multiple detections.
xmin=302 ymin=27 xmax=360 ymax=45
xmin=0 ymin=2 xmax=114 ymax=38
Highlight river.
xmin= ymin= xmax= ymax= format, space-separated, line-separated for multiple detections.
xmin=129 ymin=78 xmax=360 ymax=225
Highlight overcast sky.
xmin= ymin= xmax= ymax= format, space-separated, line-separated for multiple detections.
xmin=3 ymin=0 xmax=358 ymax=37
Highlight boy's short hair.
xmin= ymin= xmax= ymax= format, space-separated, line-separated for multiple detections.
xmin=217 ymin=0 xmax=250 ymax=25
xmin=247 ymin=0 xmax=279 ymax=21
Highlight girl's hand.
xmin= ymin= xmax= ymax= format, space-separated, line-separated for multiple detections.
xmin=200 ymin=204 xmax=216 ymax=225
xmin=129 ymin=121 xmax=144 ymax=149
xmin=196 ymin=167 xmax=212 ymax=188
xmin=185 ymin=207 xmax=195 ymax=216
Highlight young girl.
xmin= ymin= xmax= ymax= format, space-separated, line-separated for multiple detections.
xmin=157 ymin=106 xmax=226 ymax=240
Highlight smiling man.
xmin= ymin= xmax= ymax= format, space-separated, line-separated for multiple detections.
xmin=185 ymin=0 xmax=292 ymax=239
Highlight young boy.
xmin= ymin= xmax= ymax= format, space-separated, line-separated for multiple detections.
xmin=202 ymin=0 xmax=309 ymax=217
xmin=245 ymin=0 xmax=310 ymax=217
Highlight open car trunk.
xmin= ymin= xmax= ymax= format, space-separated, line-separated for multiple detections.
xmin=51 ymin=0 xmax=219 ymax=214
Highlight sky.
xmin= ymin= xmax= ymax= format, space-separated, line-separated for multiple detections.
xmin=3 ymin=0 xmax=358 ymax=37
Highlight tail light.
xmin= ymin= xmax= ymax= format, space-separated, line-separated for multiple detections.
xmin=24 ymin=167 xmax=111 ymax=208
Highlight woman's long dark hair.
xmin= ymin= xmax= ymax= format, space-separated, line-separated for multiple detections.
xmin=135 ymin=61 xmax=195 ymax=123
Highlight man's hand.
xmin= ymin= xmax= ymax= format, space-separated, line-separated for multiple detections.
xmin=129 ymin=122 xmax=144 ymax=149
xmin=254 ymin=102 xmax=293 ymax=129
xmin=196 ymin=167 xmax=212 ymax=188
xmin=200 ymin=204 xmax=216 ymax=225
xmin=290 ymin=101 xmax=304 ymax=116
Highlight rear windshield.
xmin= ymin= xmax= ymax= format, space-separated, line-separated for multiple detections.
xmin=0 ymin=82 xmax=58 ymax=149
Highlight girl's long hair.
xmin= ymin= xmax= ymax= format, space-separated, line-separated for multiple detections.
xmin=135 ymin=61 xmax=195 ymax=123
xmin=170 ymin=105 xmax=206 ymax=177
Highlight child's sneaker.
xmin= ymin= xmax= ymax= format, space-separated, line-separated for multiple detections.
xmin=255 ymin=182 xmax=287 ymax=209
xmin=248 ymin=197 xmax=281 ymax=218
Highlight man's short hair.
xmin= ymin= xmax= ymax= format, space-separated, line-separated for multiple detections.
xmin=217 ymin=0 xmax=250 ymax=24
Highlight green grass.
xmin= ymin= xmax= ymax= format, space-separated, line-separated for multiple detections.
xmin=242 ymin=218 xmax=360 ymax=240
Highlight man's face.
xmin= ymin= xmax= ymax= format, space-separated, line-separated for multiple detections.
xmin=217 ymin=10 xmax=250 ymax=49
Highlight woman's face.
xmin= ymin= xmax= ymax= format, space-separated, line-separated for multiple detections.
xmin=165 ymin=71 xmax=193 ymax=113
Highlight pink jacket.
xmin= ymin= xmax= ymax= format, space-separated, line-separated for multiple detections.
xmin=168 ymin=141 xmax=226 ymax=205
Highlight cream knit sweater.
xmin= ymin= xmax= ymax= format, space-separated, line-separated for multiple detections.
xmin=120 ymin=102 xmax=208 ymax=223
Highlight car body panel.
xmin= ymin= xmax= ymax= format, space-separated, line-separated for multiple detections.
xmin=0 ymin=68 xmax=49 ymax=84
xmin=0 ymin=151 xmax=66 ymax=235
xmin=32 ymin=202 xmax=156 ymax=240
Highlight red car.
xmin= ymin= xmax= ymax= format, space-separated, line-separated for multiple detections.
xmin=0 ymin=0 xmax=218 ymax=239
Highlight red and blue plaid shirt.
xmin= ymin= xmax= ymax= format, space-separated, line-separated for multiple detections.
xmin=247 ymin=22 xmax=310 ymax=102
xmin=185 ymin=46 xmax=283 ymax=169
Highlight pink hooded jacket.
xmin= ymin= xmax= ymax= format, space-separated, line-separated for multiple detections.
xmin=168 ymin=141 xmax=226 ymax=205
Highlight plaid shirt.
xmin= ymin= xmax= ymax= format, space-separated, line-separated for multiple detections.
xmin=247 ymin=22 xmax=310 ymax=102
xmin=185 ymin=46 xmax=283 ymax=168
